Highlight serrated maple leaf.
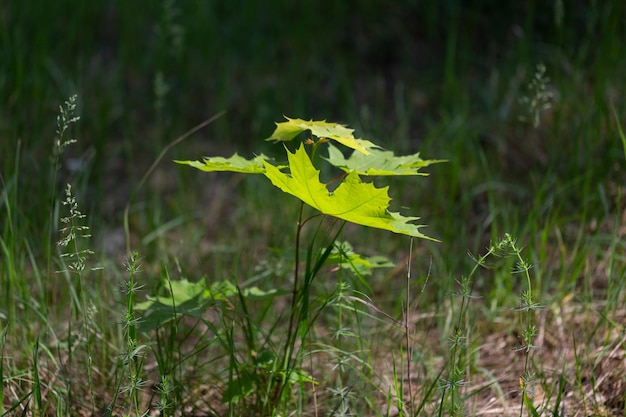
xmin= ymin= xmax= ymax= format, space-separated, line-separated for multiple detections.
xmin=175 ymin=153 xmax=270 ymax=174
xmin=262 ymin=144 xmax=435 ymax=239
xmin=325 ymin=143 xmax=446 ymax=176
xmin=327 ymin=241 xmax=394 ymax=276
xmin=266 ymin=117 xmax=380 ymax=155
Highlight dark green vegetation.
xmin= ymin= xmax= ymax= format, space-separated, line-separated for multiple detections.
xmin=1 ymin=1 xmax=625 ymax=416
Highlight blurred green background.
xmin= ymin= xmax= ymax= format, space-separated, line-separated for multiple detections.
xmin=2 ymin=0 xmax=625 ymax=288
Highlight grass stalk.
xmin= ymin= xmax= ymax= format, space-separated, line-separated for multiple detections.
xmin=48 ymin=95 xmax=80 ymax=304
xmin=58 ymin=182 xmax=100 ymax=414
xmin=32 ymin=338 xmax=43 ymax=415
xmin=0 ymin=327 xmax=5 ymax=415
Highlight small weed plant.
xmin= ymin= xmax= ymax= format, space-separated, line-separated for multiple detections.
xmin=433 ymin=233 xmax=544 ymax=416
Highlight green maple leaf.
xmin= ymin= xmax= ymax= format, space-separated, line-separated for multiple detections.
xmin=327 ymin=241 xmax=394 ymax=276
xmin=262 ymin=144 xmax=434 ymax=239
xmin=266 ymin=116 xmax=380 ymax=155
xmin=325 ymin=143 xmax=446 ymax=176
xmin=135 ymin=279 xmax=287 ymax=332
xmin=175 ymin=153 xmax=271 ymax=173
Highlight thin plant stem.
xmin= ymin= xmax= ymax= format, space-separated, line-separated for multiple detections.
xmin=405 ymin=237 xmax=414 ymax=413
xmin=284 ymin=201 xmax=306 ymax=362
xmin=270 ymin=201 xmax=306 ymax=409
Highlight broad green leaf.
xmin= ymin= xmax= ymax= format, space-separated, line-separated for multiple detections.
xmin=134 ymin=279 xmax=223 ymax=332
xmin=135 ymin=278 xmax=210 ymax=310
xmin=241 ymin=286 xmax=290 ymax=299
xmin=325 ymin=143 xmax=445 ymax=176
xmin=262 ymin=144 xmax=435 ymax=240
xmin=327 ymin=241 xmax=394 ymax=276
xmin=266 ymin=117 xmax=380 ymax=155
xmin=135 ymin=279 xmax=288 ymax=332
xmin=222 ymin=377 xmax=254 ymax=404
xmin=174 ymin=153 xmax=270 ymax=174
xmin=136 ymin=297 xmax=214 ymax=333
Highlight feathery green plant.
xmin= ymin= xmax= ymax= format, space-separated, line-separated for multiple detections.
xmin=105 ymin=252 xmax=149 ymax=417
xmin=505 ymin=233 xmax=543 ymax=416
xmin=49 ymin=95 xmax=80 ymax=277
xmin=438 ymin=236 xmax=509 ymax=415
xmin=123 ymin=252 xmax=149 ymax=416
xmin=55 ymin=95 xmax=102 ymax=414
xmin=518 ymin=64 xmax=554 ymax=128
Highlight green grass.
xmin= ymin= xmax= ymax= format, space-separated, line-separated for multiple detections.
xmin=2 ymin=0 xmax=626 ymax=415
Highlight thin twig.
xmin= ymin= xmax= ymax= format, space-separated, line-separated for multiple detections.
xmin=123 ymin=111 xmax=225 ymax=253
xmin=137 ymin=111 xmax=226 ymax=192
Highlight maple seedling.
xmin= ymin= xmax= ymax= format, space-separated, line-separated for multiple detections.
xmin=174 ymin=116 xmax=443 ymax=410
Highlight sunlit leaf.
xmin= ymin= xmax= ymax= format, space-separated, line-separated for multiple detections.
xmin=325 ymin=143 xmax=445 ymax=176
xmin=266 ymin=116 xmax=380 ymax=155
xmin=262 ymin=144 xmax=435 ymax=240
xmin=175 ymin=153 xmax=271 ymax=173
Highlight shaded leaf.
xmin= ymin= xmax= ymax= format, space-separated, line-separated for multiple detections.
xmin=325 ymin=143 xmax=445 ymax=176
xmin=242 ymin=286 xmax=290 ymax=299
xmin=135 ymin=279 xmax=288 ymax=332
xmin=262 ymin=144 xmax=435 ymax=240
xmin=135 ymin=278 xmax=210 ymax=309
xmin=266 ymin=117 xmax=380 ymax=155
xmin=222 ymin=377 xmax=254 ymax=404
xmin=327 ymin=241 xmax=394 ymax=276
